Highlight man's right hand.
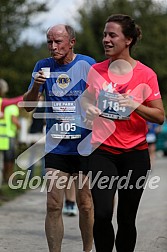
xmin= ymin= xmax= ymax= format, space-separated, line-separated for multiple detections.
xmin=34 ymin=70 xmax=46 ymax=87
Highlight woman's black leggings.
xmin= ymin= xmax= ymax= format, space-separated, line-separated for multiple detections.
xmin=88 ymin=148 xmax=150 ymax=252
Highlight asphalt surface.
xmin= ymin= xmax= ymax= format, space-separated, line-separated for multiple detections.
xmin=0 ymin=153 xmax=166 ymax=252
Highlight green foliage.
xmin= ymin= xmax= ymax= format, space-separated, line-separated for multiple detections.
xmin=0 ymin=0 xmax=49 ymax=96
xmin=75 ymin=0 xmax=167 ymax=111
xmin=0 ymin=0 xmax=48 ymax=52
xmin=0 ymin=43 xmax=48 ymax=96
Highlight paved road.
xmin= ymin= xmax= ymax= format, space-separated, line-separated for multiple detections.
xmin=0 ymin=154 xmax=166 ymax=252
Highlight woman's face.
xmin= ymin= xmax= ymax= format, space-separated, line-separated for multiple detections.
xmin=102 ymin=22 xmax=132 ymax=60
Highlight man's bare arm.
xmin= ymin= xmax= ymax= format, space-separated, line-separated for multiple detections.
xmin=23 ymin=70 xmax=46 ymax=112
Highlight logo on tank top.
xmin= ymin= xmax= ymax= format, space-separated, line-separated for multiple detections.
xmin=102 ymin=81 xmax=130 ymax=94
xmin=56 ymin=74 xmax=71 ymax=89
xmin=102 ymin=81 xmax=117 ymax=93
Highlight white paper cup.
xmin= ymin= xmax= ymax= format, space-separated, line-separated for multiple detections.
xmin=41 ymin=67 xmax=50 ymax=78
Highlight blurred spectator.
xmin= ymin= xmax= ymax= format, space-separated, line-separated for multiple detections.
xmin=146 ymin=121 xmax=160 ymax=166
xmin=156 ymin=116 xmax=167 ymax=156
xmin=0 ymin=79 xmax=23 ymax=115
xmin=63 ymin=180 xmax=77 ymax=216
xmin=3 ymin=105 xmax=20 ymax=183
xmin=28 ymin=96 xmax=45 ymax=179
xmin=0 ymin=79 xmax=22 ymax=188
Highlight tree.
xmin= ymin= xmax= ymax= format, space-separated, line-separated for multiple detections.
xmin=0 ymin=0 xmax=50 ymax=96
xmin=0 ymin=0 xmax=48 ymax=53
xmin=0 ymin=43 xmax=49 ymax=96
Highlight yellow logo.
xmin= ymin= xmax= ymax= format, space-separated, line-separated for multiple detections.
xmin=56 ymin=74 xmax=71 ymax=89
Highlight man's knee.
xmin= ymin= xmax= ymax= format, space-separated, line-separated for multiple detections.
xmin=46 ymin=194 xmax=63 ymax=216
xmin=77 ymin=193 xmax=93 ymax=215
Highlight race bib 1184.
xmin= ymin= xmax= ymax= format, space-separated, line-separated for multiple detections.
xmin=98 ymin=91 xmax=131 ymax=120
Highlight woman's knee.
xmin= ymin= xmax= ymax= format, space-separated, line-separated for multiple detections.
xmin=94 ymin=207 xmax=113 ymax=221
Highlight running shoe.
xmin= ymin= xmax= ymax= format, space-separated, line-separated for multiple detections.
xmin=67 ymin=204 xmax=78 ymax=216
xmin=63 ymin=203 xmax=77 ymax=216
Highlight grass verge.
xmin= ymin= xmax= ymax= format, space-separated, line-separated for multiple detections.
xmin=0 ymin=165 xmax=43 ymax=206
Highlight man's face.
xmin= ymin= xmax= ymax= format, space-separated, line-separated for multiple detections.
xmin=102 ymin=22 xmax=132 ymax=59
xmin=47 ymin=26 xmax=74 ymax=62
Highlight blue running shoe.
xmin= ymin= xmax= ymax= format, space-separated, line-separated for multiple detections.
xmin=63 ymin=203 xmax=77 ymax=216
xmin=67 ymin=204 xmax=77 ymax=216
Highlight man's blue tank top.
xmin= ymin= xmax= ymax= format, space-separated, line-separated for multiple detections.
xmin=28 ymin=54 xmax=96 ymax=155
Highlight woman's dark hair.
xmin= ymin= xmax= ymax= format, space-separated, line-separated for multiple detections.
xmin=106 ymin=14 xmax=142 ymax=50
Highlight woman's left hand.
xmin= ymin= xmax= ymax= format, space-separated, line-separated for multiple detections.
xmin=118 ymin=93 xmax=140 ymax=111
